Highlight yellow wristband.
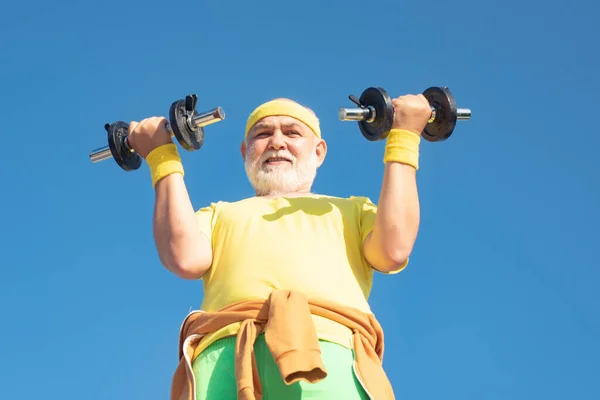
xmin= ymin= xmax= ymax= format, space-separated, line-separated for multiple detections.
xmin=146 ymin=143 xmax=184 ymax=188
xmin=383 ymin=129 xmax=421 ymax=170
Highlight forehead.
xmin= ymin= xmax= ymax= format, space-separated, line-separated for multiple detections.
xmin=250 ymin=115 xmax=310 ymax=132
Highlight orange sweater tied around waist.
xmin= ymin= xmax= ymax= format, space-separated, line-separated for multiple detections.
xmin=170 ymin=290 xmax=395 ymax=400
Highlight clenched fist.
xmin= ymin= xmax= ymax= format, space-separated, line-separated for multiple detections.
xmin=391 ymin=94 xmax=432 ymax=135
xmin=127 ymin=117 xmax=173 ymax=159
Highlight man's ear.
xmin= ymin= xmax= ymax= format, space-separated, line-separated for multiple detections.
xmin=240 ymin=140 xmax=247 ymax=160
xmin=315 ymin=139 xmax=327 ymax=168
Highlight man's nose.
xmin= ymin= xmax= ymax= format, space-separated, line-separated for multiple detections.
xmin=268 ymin=131 xmax=287 ymax=150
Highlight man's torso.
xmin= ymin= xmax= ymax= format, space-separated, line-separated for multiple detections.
xmin=193 ymin=194 xmax=378 ymax=355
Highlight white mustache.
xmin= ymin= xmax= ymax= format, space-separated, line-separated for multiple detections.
xmin=260 ymin=151 xmax=295 ymax=164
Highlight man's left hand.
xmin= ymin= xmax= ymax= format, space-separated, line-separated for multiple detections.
xmin=391 ymin=94 xmax=432 ymax=135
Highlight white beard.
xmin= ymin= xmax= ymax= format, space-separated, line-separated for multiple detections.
xmin=244 ymin=147 xmax=318 ymax=196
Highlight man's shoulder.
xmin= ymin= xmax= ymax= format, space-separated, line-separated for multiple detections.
xmin=319 ymin=194 xmax=376 ymax=206
xmin=196 ymin=194 xmax=376 ymax=213
xmin=303 ymin=193 xmax=372 ymax=200
xmin=300 ymin=194 xmax=378 ymax=215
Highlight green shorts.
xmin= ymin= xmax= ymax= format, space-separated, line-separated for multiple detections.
xmin=192 ymin=333 xmax=370 ymax=399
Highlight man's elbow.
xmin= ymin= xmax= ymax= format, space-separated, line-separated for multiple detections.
xmin=166 ymin=256 xmax=211 ymax=280
xmin=158 ymin=246 xmax=212 ymax=280
xmin=155 ymin=233 xmax=213 ymax=280
xmin=172 ymin=267 xmax=208 ymax=281
xmin=374 ymin=249 xmax=410 ymax=273
xmin=389 ymin=247 xmax=411 ymax=266
xmin=364 ymin=235 xmax=412 ymax=273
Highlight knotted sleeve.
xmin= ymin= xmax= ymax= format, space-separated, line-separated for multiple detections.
xmin=263 ymin=291 xmax=327 ymax=385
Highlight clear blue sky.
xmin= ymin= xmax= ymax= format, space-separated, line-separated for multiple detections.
xmin=1 ymin=0 xmax=598 ymax=398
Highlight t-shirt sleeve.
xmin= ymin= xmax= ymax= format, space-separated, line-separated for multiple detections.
xmin=356 ymin=196 xmax=409 ymax=274
xmin=195 ymin=203 xmax=216 ymax=246
xmin=358 ymin=196 xmax=378 ymax=244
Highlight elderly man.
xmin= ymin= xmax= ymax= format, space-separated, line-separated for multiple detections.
xmin=127 ymin=93 xmax=431 ymax=400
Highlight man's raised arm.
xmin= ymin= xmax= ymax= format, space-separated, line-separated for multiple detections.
xmin=154 ymin=173 xmax=212 ymax=280
xmin=127 ymin=116 xmax=212 ymax=280
xmin=364 ymin=93 xmax=432 ymax=273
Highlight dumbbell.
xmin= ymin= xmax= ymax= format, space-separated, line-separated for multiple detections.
xmin=338 ymin=86 xmax=471 ymax=142
xmin=89 ymin=94 xmax=225 ymax=171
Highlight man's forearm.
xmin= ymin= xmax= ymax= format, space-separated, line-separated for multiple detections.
xmin=153 ymin=173 xmax=212 ymax=279
xmin=365 ymin=162 xmax=420 ymax=272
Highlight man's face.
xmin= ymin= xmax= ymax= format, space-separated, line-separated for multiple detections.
xmin=241 ymin=115 xmax=326 ymax=196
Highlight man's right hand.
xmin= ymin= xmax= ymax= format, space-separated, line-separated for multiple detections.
xmin=127 ymin=116 xmax=174 ymax=159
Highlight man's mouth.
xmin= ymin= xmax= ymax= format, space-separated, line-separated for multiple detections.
xmin=264 ymin=157 xmax=291 ymax=165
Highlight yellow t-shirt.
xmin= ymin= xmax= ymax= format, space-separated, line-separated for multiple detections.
xmin=192 ymin=194 xmax=408 ymax=360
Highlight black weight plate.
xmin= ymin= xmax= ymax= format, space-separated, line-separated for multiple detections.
xmin=422 ymin=86 xmax=457 ymax=142
xmin=107 ymin=121 xmax=142 ymax=171
xmin=358 ymin=87 xmax=395 ymax=141
xmin=169 ymin=99 xmax=204 ymax=151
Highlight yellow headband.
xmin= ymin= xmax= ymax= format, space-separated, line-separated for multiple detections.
xmin=245 ymin=99 xmax=321 ymax=138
